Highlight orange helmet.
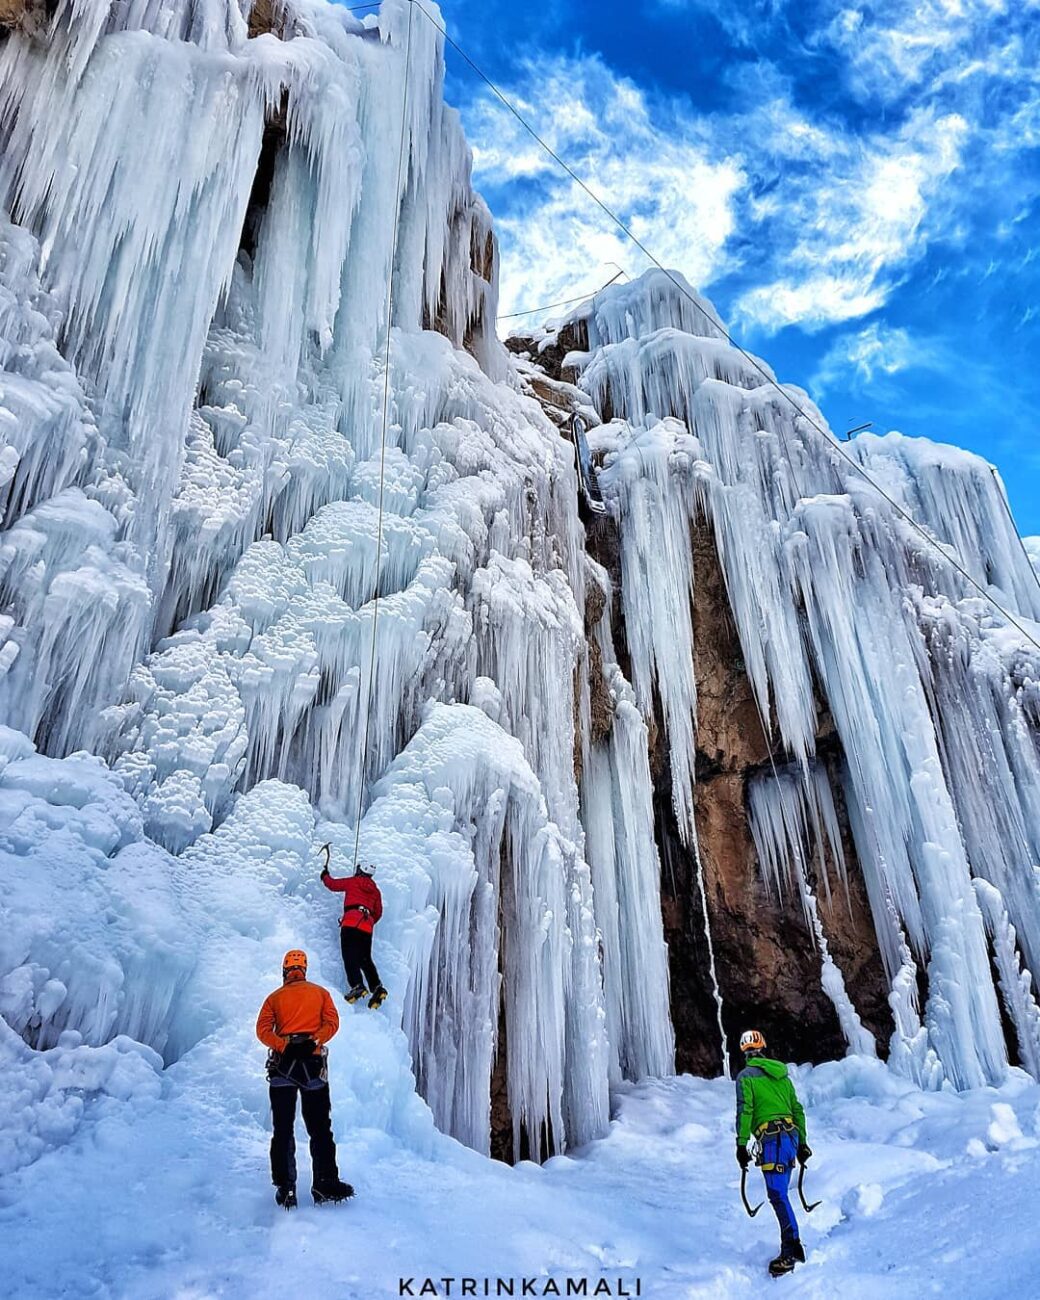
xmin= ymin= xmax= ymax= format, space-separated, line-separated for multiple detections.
xmin=740 ymin=1028 xmax=766 ymax=1054
xmin=282 ymin=949 xmax=308 ymax=975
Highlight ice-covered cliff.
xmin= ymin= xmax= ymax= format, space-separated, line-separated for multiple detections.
xmin=0 ymin=0 xmax=674 ymax=1163
xmin=512 ymin=270 xmax=1040 ymax=1091
xmin=2 ymin=0 xmax=1039 ymax=1183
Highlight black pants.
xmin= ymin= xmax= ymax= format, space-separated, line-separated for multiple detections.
xmin=269 ymin=1084 xmax=339 ymax=1188
xmin=340 ymin=926 xmax=382 ymax=991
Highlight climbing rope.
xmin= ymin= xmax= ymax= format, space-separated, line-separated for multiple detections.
xmin=350 ymin=0 xmax=415 ymax=873
xmin=497 ymin=268 xmax=626 ymax=322
xmin=407 ymin=0 xmax=1040 ymax=656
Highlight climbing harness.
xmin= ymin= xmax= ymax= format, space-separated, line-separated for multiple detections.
xmin=569 ymin=414 xmax=608 ymax=515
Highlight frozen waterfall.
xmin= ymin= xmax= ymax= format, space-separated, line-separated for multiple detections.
xmin=567 ymin=269 xmax=1040 ymax=1090
xmin=3 ymin=0 xmax=1040 ymax=1186
xmin=0 ymin=0 xmax=675 ymax=1160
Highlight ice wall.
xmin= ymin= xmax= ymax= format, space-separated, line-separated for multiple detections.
xmin=0 ymin=0 xmax=675 ymax=1161
xmin=570 ymin=269 xmax=1040 ymax=1090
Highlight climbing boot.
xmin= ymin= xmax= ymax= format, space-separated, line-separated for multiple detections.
xmin=275 ymin=1184 xmax=297 ymax=1210
xmin=345 ymin=983 xmax=368 ymax=1004
xmin=312 ymin=1179 xmax=354 ymax=1205
xmin=368 ymin=985 xmax=388 ymax=1010
xmin=768 ymin=1253 xmax=798 ymax=1277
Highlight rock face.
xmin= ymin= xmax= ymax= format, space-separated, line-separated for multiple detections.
xmin=514 ymin=330 xmax=893 ymax=1076
xmin=0 ymin=0 xmax=46 ymax=33
xmin=685 ymin=520 xmax=891 ymax=1069
xmin=247 ymin=0 xmax=291 ymax=38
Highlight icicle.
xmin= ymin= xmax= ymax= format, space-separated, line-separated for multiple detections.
xmin=366 ymin=701 xmax=609 ymax=1159
xmin=582 ymin=267 xmax=1032 ymax=1089
xmin=580 ymin=560 xmax=675 ymax=1083
xmin=692 ymin=826 xmax=730 ymax=1078
xmin=884 ymin=897 xmax=944 ymax=1089
xmin=747 ymin=764 xmax=875 ymax=1056
xmin=974 ymin=879 xmax=1040 ymax=1080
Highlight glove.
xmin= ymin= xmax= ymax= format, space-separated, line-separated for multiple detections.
xmin=736 ymin=1144 xmax=750 ymax=1169
xmin=798 ymin=1143 xmax=812 ymax=1164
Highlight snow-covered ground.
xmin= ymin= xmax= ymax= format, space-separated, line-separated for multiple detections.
xmin=4 ymin=1018 xmax=1039 ymax=1299
xmin=3 ymin=677 xmax=1039 ymax=1300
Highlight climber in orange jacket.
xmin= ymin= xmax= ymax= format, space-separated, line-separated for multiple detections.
xmin=255 ymin=948 xmax=352 ymax=1209
xmin=320 ymin=844 xmax=388 ymax=1009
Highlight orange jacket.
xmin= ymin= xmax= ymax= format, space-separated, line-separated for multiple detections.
xmin=255 ymin=978 xmax=340 ymax=1053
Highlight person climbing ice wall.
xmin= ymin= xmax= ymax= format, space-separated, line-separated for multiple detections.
xmin=320 ymin=845 xmax=388 ymax=1009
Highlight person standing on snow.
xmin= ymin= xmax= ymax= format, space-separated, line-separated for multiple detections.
xmin=320 ymin=845 xmax=388 ymax=1009
xmin=255 ymin=948 xmax=354 ymax=1209
xmin=735 ymin=1028 xmax=812 ymax=1277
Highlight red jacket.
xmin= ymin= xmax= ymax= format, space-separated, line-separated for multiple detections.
xmin=322 ymin=870 xmax=383 ymax=933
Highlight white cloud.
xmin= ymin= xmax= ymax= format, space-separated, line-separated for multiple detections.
xmin=821 ymin=0 xmax=1017 ymax=103
xmin=457 ymin=0 xmax=1036 ymax=337
xmin=734 ymin=109 xmax=968 ymax=332
xmin=462 ymin=55 xmax=745 ymax=329
xmin=811 ymin=322 xmax=921 ymax=395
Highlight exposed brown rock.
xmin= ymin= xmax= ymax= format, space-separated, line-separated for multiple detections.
xmin=489 ymin=995 xmax=513 ymax=1164
xmin=585 ymin=570 xmax=614 ymax=747
xmin=684 ymin=518 xmax=892 ymax=1066
xmin=247 ymin=0 xmax=283 ymax=39
xmin=505 ymin=319 xmax=588 ymax=386
xmin=471 ymin=226 xmax=495 ymax=284
xmin=518 ymin=332 xmax=893 ymax=1093
xmin=0 ymin=0 xmax=48 ymax=34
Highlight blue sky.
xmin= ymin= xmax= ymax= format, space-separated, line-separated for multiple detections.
xmin=419 ymin=0 xmax=1040 ymax=534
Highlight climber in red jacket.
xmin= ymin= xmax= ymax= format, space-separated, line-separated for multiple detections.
xmin=320 ymin=845 xmax=388 ymax=1009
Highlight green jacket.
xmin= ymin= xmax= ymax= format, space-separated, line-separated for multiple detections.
xmin=735 ymin=1056 xmax=806 ymax=1144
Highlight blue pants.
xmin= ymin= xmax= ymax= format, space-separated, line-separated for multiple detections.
xmin=759 ymin=1128 xmax=800 ymax=1250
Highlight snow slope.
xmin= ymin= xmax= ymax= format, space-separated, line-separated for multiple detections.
xmin=4 ymin=1027 xmax=1039 ymax=1299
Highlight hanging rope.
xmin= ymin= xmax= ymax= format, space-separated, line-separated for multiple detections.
xmin=350 ymin=0 xmax=415 ymax=873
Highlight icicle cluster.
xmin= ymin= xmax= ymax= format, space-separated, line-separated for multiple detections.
xmin=0 ymin=0 xmax=676 ymax=1158
xmin=573 ymin=269 xmax=1040 ymax=1090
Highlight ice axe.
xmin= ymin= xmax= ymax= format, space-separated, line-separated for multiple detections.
xmin=740 ymin=1166 xmax=763 ymax=1217
xmin=319 ymin=843 xmax=331 ymax=874
xmin=796 ymin=1160 xmax=821 ymax=1213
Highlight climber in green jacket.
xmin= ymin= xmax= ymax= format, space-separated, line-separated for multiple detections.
xmin=735 ymin=1028 xmax=812 ymax=1277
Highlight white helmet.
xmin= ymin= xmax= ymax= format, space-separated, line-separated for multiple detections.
xmin=356 ymin=862 xmax=376 ymax=876
xmin=740 ymin=1029 xmax=766 ymax=1054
